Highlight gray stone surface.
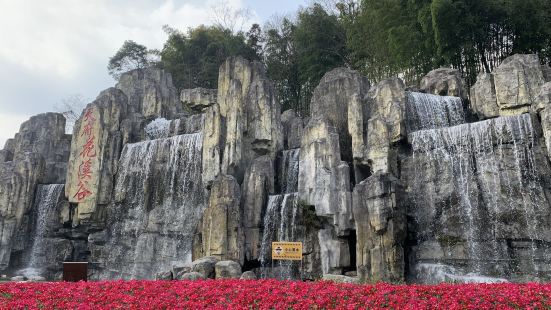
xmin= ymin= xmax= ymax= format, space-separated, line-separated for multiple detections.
xmin=200 ymin=175 xmax=243 ymax=263
xmin=202 ymin=56 xmax=283 ymax=185
xmin=281 ymin=109 xmax=304 ymax=150
xmin=353 ymin=173 xmax=406 ymax=283
xmin=470 ymin=73 xmax=500 ymax=119
xmin=240 ymin=271 xmax=257 ymax=280
xmin=420 ymin=68 xmax=467 ymax=99
xmin=181 ymin=88 xmax=217 ymax=112
xmin=191 ymin=256 xmax=220 ymax=279
xmin=215 ymin=260 xmax=242 ymax=279
xmin=493 ymin=54 xmax=545 ymax=114
xmin=180 ymin=272 xmax=207 ymax=281
xmin=116 ymin=67 xmax=181 ymax=118
xmin=241 ymin=156 xmax=274 ymax=261
xmin=309 ymin=67 xmax=370 ymax=161
xmin=65 ymin=88 xmax=129 ymax=222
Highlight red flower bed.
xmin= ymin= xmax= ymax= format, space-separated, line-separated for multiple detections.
xmin=1 ymin=279 xmax=551 ymax=309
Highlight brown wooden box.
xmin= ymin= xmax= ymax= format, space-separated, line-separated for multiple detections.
xmin=63 ymin=262 xmax=88 ymax=282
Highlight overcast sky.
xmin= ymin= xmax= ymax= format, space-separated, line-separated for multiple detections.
xmin=0 ymin=0 xmax=307 ymax=147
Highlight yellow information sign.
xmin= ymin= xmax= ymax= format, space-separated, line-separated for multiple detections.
xmin=271 ymin=241 xmax=303 ymax=260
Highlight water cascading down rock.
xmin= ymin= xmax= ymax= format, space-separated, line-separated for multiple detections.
xmin=405 ymin=113 xmax=551 ymax=282
xmin=95 ymin=133 xmax=206 ymax=279
xmin=20 ymin=184 xmax=65 ymax=279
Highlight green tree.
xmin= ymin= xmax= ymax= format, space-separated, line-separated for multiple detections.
xmin=108 ymin=40 xmax=157 ymax=80
xmin=160 ymin=25 xmax=259 ymax=90
xmin=263 ymin=18 xmax=302 ymax=114
xmin=344 ymin=0 xmax=551 ymax=86
xmin=293 ymin=4 xmax=348 ymax=108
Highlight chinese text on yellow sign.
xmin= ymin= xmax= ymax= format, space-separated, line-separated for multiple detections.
xmin=272 ymin=242 xmax=303 ymax=260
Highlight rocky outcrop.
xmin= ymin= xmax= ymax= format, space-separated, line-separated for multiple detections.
xmin=537 ymin=82 xmax=551 ymax=158
xmin=181 ymin=88 xmax=217 ymax=112
xmin=202 ymin=57 xmax=283 ymax=186
xmin=299 ymin=117 xmax=353 ymax=235
xmin=65 ymin=88 xmax=129 ymax=222
xmin=470 ymin=73 xmax=500 ymax=118
xmin=471 ymin=54 xmax=546 ymax=119
xmin=0 ymin=154 xmax=43 ymax=271
xmin=281 ymin=109 xmax=304 ymax=150
xmin=191 ymin=256 xmax=219 ymax=279
xmin=309 ymin=68 xmax=370 ymax=162
xmin=241 ymin=156 xmax=274 ymax=261
xmin=353 ymin=173 xmax=406 ymax=283
xmin=0 ymin=113 xmax=71 ymax=274
xmin=116 ymin=67 xmax=181 ymax=118
xmin=494 ymin=54 xmax=545 ymax=114
xmin=215 ymin=260 xmax=242 ymax=279
xmin=420 ymin=68 xmax=467 ymax=99
xmin=298 ymin=117 xmax=354 ymax=275
xmin=200 ymin=175 xmax=243 ymax=263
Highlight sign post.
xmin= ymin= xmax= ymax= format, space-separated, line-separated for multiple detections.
xmin=271 ymin=242 xmax=303 ymax=260
xmin=272 ymin=241 xmax=303 ymax=280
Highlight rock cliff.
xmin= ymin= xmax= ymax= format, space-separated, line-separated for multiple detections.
xmin=2 ymin=54 xmax=551 ymax=284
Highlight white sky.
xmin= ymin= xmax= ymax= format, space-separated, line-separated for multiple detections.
xmin=0 ymin=0 xmax=306 ymax=147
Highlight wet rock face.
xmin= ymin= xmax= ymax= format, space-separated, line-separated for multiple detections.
xmin=0 ymin=154 xmax=44 ymax=271
xmin=403 ymin=114 xmax=551 ymax=282
xmin=0 ymin=113 xmax=72 ymax=274
xmin=420 ymin=68 xmax=467 ymax=99
xmin=202 ymin=57 xmax=283 ymax=186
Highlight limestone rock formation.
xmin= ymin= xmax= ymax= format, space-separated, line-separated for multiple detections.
xmin=116 ymin=67 xmax=181 ymax=118
xmin=493 ymin=54 xmax=545 ymax=114
xmin=240 ymin=270 xmax=256 ymax=280
xmin=281 ymin=109 xmax=304 ymax=150
xmin=298 ymin=117 xmax=354 ymax=274
xmin=470 ymin=73 xmax=500 ymax=119
xmin=200 ymin=175 xmax=243 ymax=263
xmin=352 ymin=173 xmax=406 ymax=283
xmin=181 ymin=88 xmax=217 ymax=112
xmin=0 ymin=154 xmax=44 ymax=271
xmin=65 ymin=88 xmax=129 ymax=222
xmin=191 ymin=256 xmax=220 ymax=279
xmin=472 ymin=54 xmax=546 ymax=119
xmin=241 ymin=156 xmax=274 ymax=261
xmin=420 ymin=68 xmax=467 ymax=99
xmin=215 ymin=260 xmax=242 ymax=279
xmin=202 ymin=57 xmax=283 ymax=186
xmin=298 ymin=117 xmax=353 ymax=234
xmin=0 ymin=113 xmax=71 ymax=274
xmin=5 ymin=53 xmax=551 ymax=284
xmin=309 ymin=67 xmax=370 ymax=162
xmin=538 ymin=83 xmax=551 ymax=158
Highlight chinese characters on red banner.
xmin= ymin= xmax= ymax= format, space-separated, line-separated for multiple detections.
xmin=73 ymin=108 xmax=97 ymax=201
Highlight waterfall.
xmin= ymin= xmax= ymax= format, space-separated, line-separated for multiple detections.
xmin=259 ymin=193 xmax=300 ymax=279
xmin=102 ymin=132 xmax=206 ymax=279
xmin=278 ymin=149 xmax=300 ymax=193
xmin=406 ymin=91 xmax=465 ymax=133
xmin=409 ymin=113 xmax=547 ymax=281
xmin=145 ymin=117 xmax=185 ymax=140
xmin=20 ymin=184 xmax=64 ymax=279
